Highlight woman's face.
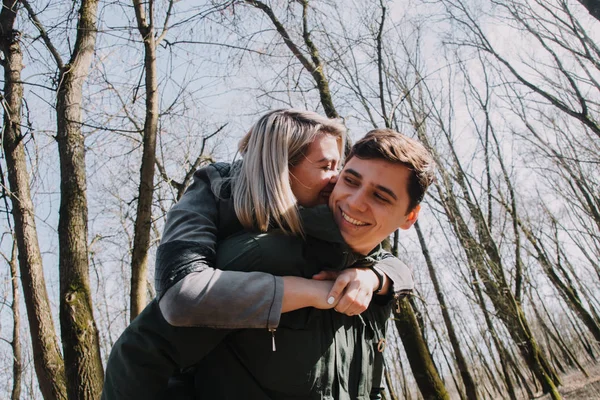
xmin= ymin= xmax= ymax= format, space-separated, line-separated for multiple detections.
xmin=290 ymin=132 xmax=341 ymax=207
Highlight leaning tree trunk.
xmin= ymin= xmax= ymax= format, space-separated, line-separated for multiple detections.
xmin=439 ymin=179 xmax=561 ymax=400
xmin=415 ymin=221 xmax=479 ymax=400
xmin=246 ymin=0 xmax=339 ymax=118
xmin=129 ymin=0 xmax=160 ymax=321
xmin=471 ymin=269 xmax=520 ymax=400
xmin=518 ymin=218 xmax=600 ymax=344
xmin=56 ymin=0 xmax=104 ymax=398
xmin=393 ymin=298 xmax=450 ymax=400
xmin=385 ymin=227 xmax=450 ymax=400
xmin=0 ymin=2 xmax=67 ymax=399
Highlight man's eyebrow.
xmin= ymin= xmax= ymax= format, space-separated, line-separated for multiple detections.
xmin=376 ymin=184 xmax=398 ymax=201
xmin=344 ymin=168 xmax=398 ymax=200
xmin=344 ymin=168 xmax=362 ymax=178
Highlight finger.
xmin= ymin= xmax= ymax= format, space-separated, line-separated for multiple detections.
xmin=335 ymin=284 xmax=360 ymax=314
xmin=312 ymin=270 xmax=340 ymax=281
xmin=344 ymin=287 xmax=373 ymax=316
xmin=326 ymin=275 xmax=350 ymax=307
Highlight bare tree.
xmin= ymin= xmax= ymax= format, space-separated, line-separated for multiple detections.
xmin=21 ymin=0 xmax=105 ymax=397
xmin=394 ymin=297 xmax=451 ymax=400
xmin=0 ymin=1 xmax=67 ymax=398
xmin=129 ymin=0 xmax=174 ymax=320
xmin=244 ymin=0 xmax=339 ymax=118
xmin=1 ymin=236 xmax=22 ymax=400
xmin=415 ymin=221 xmax=479 ymax=400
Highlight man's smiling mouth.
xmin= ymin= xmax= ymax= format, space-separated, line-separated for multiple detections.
xmin=341 ymin=210 xmax=368 ymax=226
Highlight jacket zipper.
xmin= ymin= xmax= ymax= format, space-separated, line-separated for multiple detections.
xmin=269 ymin=328 xmax=276 ymax=351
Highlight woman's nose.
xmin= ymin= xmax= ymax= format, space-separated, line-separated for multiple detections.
xmin=328 ymin=173 xmax=339 ymax=185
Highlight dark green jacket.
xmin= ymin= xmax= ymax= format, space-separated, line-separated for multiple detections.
xmin=191 ymin=213 xmax=392 ymax=399
xmin=102 ymin=205 xmax=391 ymax=400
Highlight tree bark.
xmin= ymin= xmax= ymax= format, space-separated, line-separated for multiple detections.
xmin=0 ymin=2 xmax=67 ymax=399
xmin=415 ymin=221 xmax=479 ymax=400
xmin=393 ymin=298 xmax=450 ymax=400
xmin=246 ymin=0 xmax=339 ymax=118
xmin=412 ymin=110 xmax=562 ymax=398
xmin=129 ymin=0 xmax=160 ymax=321
xmin=518 ymin=217 xmax=600 ymax=344
xmin=8 ymin=239 xmax=22 ymax=400
xmin=471 ymin=269 xmax=520 ymax=400
xmin=55 ymin=0 xmax=104 ymax=398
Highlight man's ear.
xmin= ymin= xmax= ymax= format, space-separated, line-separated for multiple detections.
xmin=399 ymin=204 xmax=421 ymax=230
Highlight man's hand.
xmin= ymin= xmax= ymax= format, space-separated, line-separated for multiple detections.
xmin=312 ymin=268 xmax=380 ymax=316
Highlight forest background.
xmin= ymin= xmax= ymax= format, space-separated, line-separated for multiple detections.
xmin=0 ymin=0 xmax=599 ymax=399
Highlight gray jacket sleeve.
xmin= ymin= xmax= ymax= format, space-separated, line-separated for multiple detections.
xmin=373 ymin=254 xmax=414 ymax=297
xmin=156 ymin=164 xmax=283 ymax=330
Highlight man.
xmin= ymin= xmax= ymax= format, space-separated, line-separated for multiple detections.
xmin=190 ymin=128 xmax=435 ymax=399
xmin=102 ymin=128 xmax=434 ymax=399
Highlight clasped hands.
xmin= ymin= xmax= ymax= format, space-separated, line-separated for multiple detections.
xmin=312 ymin=268 xmax=381 ymax=316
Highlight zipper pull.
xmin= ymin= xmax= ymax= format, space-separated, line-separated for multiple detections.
xmin=269 ymin=328 xmax=276 ymax=351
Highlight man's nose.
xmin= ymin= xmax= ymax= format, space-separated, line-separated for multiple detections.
xmin=347 ymin=189 xmax=368 ymax=212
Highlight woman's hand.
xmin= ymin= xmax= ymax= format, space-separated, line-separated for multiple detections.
xmin=312 ymin=268 xmax=383 ymax=316
xmin=280 ymin=276 xmax=339 ymax=313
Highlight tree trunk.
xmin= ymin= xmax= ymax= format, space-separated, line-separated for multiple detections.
xmin=384 ymin=360 xmax=399 ymax=400
xmin=393 ymin=298 xmax=450 ymax=400
xmin=129 ymin=0 xmax=160 ymax=321
xmin=518 ymin=218 xmax=600 ymax=344
xmin=246 ymin=0 xmax=339 ymax=118
xmin=415 ymin=221 xmax=479 ymax=400
xmin=8 ymin=239 xmax=22 ymax=400
xmin=427 ymin=143 xmax=561 ymax=399
xmin=56 ymin=0 xmax=104 ymax=398
xmin=0 ymin=2 xmax=67 ymax=399
xmin=471 ymin=270 xmax=520 ymax=400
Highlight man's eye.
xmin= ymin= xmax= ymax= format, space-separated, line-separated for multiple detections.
xmin=375 ymin=193 xmax=390 ymax=203
xmin=344 ymin=177 xmax=358 ymax=186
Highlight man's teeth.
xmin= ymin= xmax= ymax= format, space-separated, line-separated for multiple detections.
xmin=341 ymin=211 xmax=367 ymax=226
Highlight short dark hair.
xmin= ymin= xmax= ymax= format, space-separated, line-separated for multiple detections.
xmin=346 ymin=129 xmax=435 ymax=212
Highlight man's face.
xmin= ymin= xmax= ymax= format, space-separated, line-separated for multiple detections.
xmin=329 ymin=156 xmax=419 ymax=255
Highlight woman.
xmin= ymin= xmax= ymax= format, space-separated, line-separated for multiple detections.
xmin=102 ymin=110 xmax=409 ymax=399
xmin=155 ymin=109 xmax=349 ymax=330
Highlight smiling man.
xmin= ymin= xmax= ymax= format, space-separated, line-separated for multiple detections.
xmin=318 ymin=129 xmax=434 ymax=317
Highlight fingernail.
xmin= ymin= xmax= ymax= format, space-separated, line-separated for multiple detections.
xmin=327 ymin=297 xmax=335 ymax=305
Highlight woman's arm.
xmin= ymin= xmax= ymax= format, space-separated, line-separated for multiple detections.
xmin=157 ymin=165 xmax=339 ymax=330
xmin=157 ymin=164 xmax=287 ymax=329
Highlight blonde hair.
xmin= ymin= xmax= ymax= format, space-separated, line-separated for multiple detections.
xmin=232 ymin=109 xmax=346 ymax=235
